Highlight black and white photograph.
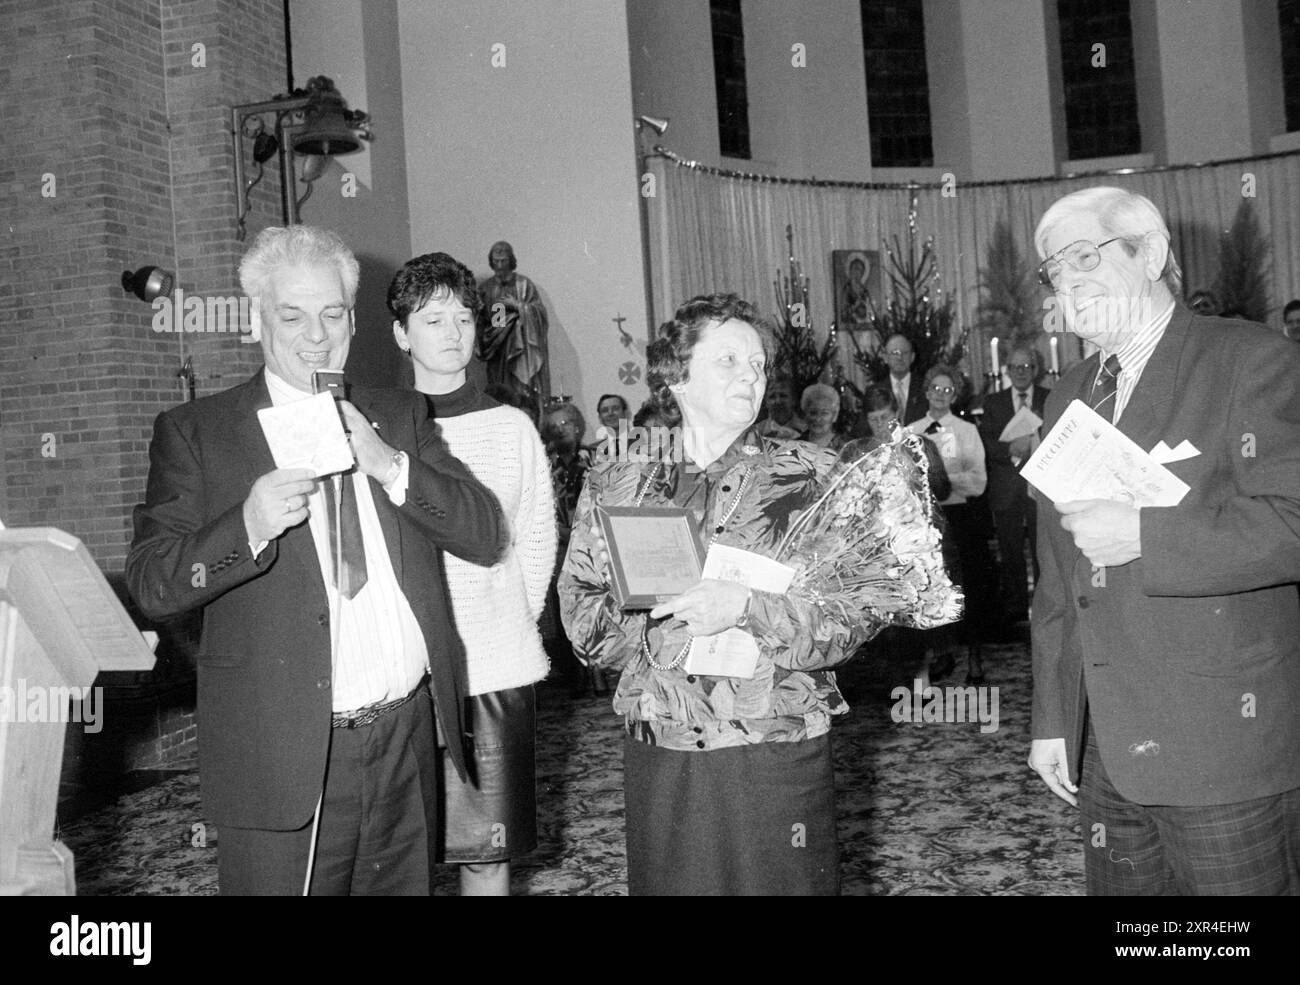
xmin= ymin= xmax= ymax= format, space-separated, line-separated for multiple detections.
xmin=1 ymin=0 xmax=1297 ymax=944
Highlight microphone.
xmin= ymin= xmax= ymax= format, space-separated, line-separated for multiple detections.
xmin=312 ymin=368 xmax=347 ymax=402
xmin=312 ymin=369 xmax=354 ymax=476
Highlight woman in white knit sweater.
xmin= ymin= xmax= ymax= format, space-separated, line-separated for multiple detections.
xmin=388 ymin=252 xmax=556 ymax=896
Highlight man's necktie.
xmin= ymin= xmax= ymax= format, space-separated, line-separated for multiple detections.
xmin=924 ymin=418 xmax=941 ymax=435
xmin=1016 ymin=390 xmax=1028 ymax=410
xmin=324 ymin=472 xmax=368 ymax=599
xmin=1089 ymin=354 xmax=1122 ymax=422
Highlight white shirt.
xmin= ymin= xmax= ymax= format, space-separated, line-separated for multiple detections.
xmin=262 ymin=369 xmax=429 ymax=712
xmin=908 ymin=412 xmax=987 ymax=505
xmin=1102 ymin=299 xmax=1175 ymax=423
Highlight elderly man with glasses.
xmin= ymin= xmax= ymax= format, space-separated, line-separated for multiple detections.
xmin=1027 ymin=187 xmax=1300 ymax=896
xmin=978 ymin=346 xmax=1047 ymax=625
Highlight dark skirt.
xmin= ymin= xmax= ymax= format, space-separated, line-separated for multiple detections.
xmin=435 ymin=684 xmax=537 ymax=863
xmin=623 ymin=732 xmax=839 ymax=896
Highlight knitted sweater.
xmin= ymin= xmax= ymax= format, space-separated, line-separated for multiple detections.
xmin=425 ymin=384 xmax=556 ymax=694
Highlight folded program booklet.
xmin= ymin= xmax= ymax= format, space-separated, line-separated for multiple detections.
xmin=1019 ymin=399 xmax=1189 ymax=508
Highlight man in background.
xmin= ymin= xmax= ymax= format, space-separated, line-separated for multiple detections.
xmin=880 ymin=334 xmax=929 ymax=426
xmin=979 ymin=345 xmax=1047 ymax=624
xmin=595 ymin=393 xmax=630 ymax=437
xmin=1283 ymin=298 xmax=1300 ymax=341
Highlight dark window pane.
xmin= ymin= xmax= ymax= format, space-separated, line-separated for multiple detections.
xmin=711 ymin=0 xmax=751 ymax=159
xmin=1057 ymin=0 xmax=1142 ymax=159
xmin=861 ymin=0 xmax=934 ymax=167
xmin=1282 ymin=0 xmax=1300 ymax=132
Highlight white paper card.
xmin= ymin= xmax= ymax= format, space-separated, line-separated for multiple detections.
xmin=998 ymin=405 xmax=1043 ymax=443
xmin=256 ymin=392 xmax=354 ymax=477
xmin=684 ymin=545 xmax=796 ymax=679
xmin=1019 ymin=399 xmax=1189 ymax=508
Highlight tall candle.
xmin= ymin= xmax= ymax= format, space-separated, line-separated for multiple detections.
xmin=1049 ymin=336 xmax=1059 ymax=373
xmin=989 ymin=337 xmax=999 ymax=376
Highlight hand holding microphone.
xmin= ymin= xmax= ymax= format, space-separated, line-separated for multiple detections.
xmin=336 ymin=399 xmax=399 ymax=481
xmin=312 ymin=370 xmax=398 ymax=482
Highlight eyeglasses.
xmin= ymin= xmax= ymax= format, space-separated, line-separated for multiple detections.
xmin=884 ymin=348 xmax=911 ymax=357
xmin=1005 ymin=362 xmax=1034 ymax=371
xmin=927 ymin=385 xmax=955 ymax=395
xmin=1037 ymin=238 xmax=1121 ymax=288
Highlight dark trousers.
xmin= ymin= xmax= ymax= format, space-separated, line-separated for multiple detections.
xmin=1080 ymin=723 xmax=1300 ymax=895
xmin=993 ymin=493 xmax=1038 ymax=617
xmin=217 ymin=688 xmax=439 ymax=896
xmin=941 ymin=501 xmax=999 ymax=642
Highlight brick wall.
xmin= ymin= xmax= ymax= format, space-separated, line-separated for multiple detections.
xmin=1 ymin=0 xmax=287 ymax=771
xmin=0 ymin=0 xmax=284 ymax=573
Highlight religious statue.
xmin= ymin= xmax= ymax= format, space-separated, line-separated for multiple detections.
xmin=478 ymin=240 xmax=550 ymax=411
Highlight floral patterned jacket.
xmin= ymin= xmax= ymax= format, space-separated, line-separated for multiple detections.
xmin=558 ymin=432 xmax=869 ymax=751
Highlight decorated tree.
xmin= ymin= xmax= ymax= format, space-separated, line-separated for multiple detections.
xmin=771 ymin=224 xmax=838 ymax=399
xmin=975 ymin=217 xmax=1041 ymax=363
xmin=851 ymin=196 xmax=967 ymax=389
xmin=1213 ymin=199 xmax=1271 ymax=324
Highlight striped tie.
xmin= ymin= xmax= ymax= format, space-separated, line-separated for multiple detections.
xmin=1089 ymin=354 xmax=1121 ymax=422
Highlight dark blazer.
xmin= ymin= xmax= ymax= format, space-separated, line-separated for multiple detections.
xmin=979 ymin=383 xmax=1048 ymax=514
xmin=126 ymin=371 xmax=506 ymax=830
xmin=893 ymin=372 xmax=930 ymax=428
xmin=1031 ymin=306 xmax=1300 ymax=806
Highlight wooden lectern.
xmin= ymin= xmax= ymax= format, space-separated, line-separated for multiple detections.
xmin=0 ymin=528 xmax=155 ymax=895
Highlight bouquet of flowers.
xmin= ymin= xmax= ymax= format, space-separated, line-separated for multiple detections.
xmin=775 ymin=425 xmax=962 ymax=638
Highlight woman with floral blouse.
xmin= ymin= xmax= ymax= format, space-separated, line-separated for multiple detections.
xmin=559 ymin=293 xmax=869 ymax=895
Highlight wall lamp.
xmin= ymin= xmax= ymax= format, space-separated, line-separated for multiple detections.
xmin=121 ymin=265 xmax=175 ymax=303
xmin=634 ymin=115 xmax=670 ymax=136
xmin=231 ymin=75 xmax=372 ymax=239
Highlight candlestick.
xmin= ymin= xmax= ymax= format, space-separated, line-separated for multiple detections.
xmin=1049 ymin=336 xmax=1059 ymax=374
xmin=989 ymin=336 xmax=999 ymax=377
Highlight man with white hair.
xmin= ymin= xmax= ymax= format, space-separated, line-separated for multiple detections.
xmin=1027 ymin=187 xmax=1300 ymax=895
xmin=127 ymin=226 xmax=505 ymax=894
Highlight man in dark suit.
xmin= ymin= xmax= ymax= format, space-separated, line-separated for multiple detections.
xmin=1028 ymin=187 xmax=1300 ymax=895
xmin=127 ymin=226 xmax=505 ymax=895
xmin=881 ymin=333 xmax=930 ymax=426
xmin=978 ymin=346 xmax=1047 ymax=623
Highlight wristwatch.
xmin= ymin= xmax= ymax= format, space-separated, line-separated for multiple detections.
xmin=735 ymin=589 xmax=754 ymax=629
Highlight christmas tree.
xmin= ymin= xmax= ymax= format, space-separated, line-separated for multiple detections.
xmin=772 ymin=223 xmax=837 ymax=398
xmin=851 ymin=193 xmax=967 ymax=387
xmin=975 ymin=217 xmax=1041 ymax=362
xmin=1213 ymin=199 xmax=1270 ymax=324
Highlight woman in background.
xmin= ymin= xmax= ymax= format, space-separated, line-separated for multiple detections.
xmin=389 ymin=251 xmax=556 ymax=895
xmin=908 ymin=365 xmax=990 ymax=685
xmin=799 ymin=382 xmax=846 ymax=451
xmin=540 ymin=400 xmax=603 ymax=695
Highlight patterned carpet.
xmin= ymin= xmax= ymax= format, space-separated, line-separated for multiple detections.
xmin=59 ymin=633 xmax=1084 ymax=895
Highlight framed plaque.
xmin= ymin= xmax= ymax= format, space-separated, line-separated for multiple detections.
xmin=595 ymin=506 xmax=705 ymax=610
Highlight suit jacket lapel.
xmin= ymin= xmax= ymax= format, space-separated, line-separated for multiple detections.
xmin=1115 ymin=307 xmax=1188 ymax=453
xmin=234 ymin=370 xmax=278 ymax=487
